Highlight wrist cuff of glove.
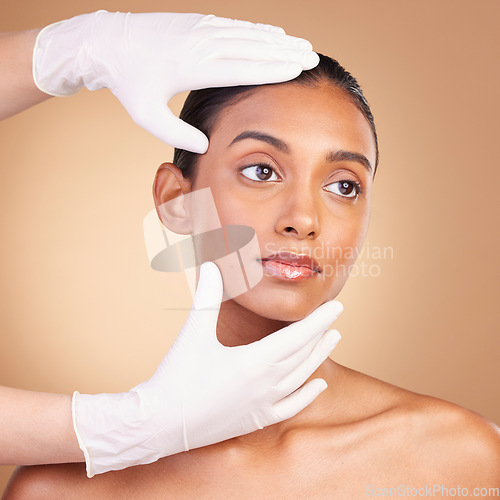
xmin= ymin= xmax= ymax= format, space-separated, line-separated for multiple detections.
xmin=72 ymin=389 xmax=143 ymax=477
xmin=72 ymin=387 xmax=188 ymax=477
xmin=71 ymin=391 xmax=94 ymax=477
xmin=33 ymin=19 xmax=85 ymax=97
xmin=33 ymin=11 xmax=113 ymax=97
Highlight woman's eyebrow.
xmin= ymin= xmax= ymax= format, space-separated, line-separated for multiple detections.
xmin=228 ymin=131 xmax=372 ymax=174
xmin=228 ymin=131 xmax=289 ymax=153
xmin=327 ymin=150 xmax=373 ymax=175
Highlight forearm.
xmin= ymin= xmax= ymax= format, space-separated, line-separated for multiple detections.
xmin=0 ymin=30 xmax=52 ymax=120
xmin=0 ymin=386 xmax=83 ymax=465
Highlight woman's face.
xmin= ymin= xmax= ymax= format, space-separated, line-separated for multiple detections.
xmin=188 ymin=82 xmax=376 ymax=322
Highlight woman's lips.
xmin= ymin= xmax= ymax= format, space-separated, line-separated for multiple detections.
xmin=259 ymin=252 xmax=320 ymax=281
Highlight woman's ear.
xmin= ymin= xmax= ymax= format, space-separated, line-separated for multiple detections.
xmin=152 ymin=163 xmax=193 ymax=234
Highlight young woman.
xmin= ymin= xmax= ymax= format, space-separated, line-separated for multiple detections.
xmin=4 ymin=55 xmax=499 ymax=498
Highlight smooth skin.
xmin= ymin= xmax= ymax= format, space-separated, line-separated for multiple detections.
xmin=5 ymin=83 xmax=499 ymax=497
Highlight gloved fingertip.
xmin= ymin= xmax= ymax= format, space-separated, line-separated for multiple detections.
xmin=325 ymin=329 xmax=342 ymax=349
xmin=314 ymin=300 xmax=342 ymax=321
xmin=199 ymin=261 xmax=221 ymax=279
xmin=300 ymin=378 xmax=328 ymax=404
xmin=330 ymin=299 xmax=343 ymax=316
xmin=312 ymin=299 xmax=343 ymax=321
xmin=193 ymin=261 xmax=224 ymax=310
xmin=302 ymin=51 xmax=320 ymax=70
xmin=136 ymin=108 xmax=209 ymax=153
xmin=160 ymin=125 xmax=208 ymax=154
xmin=181 ymin=133 xmax=209 ymax=154
xmin=280 ymin=61 xmax=304 ymax=81
xmin=285 ymin=35 xmax=313 ymax=52
xmin=314 ymin=378 xmax=328 ymax=393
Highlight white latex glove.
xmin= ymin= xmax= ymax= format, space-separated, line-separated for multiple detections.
xmin=73 ymin=261 xmax=342 ymax=477
xmin=33 ymin=11 xmax=320 ymax=153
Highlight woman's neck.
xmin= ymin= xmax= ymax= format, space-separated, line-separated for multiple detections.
xmin=216 ymin=298 xmax=293 ymax=347
xmin=214 ymin=298 xmax=339 ymax=450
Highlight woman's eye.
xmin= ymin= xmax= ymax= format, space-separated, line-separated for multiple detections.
xmin=325 ymin=180 xmax=361 ymax=198
xmin=241 ymin=164 xmax=279 ymax=182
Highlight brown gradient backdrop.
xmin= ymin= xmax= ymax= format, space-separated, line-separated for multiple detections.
xmin=1 ymin=0 xmax=499 ymax=491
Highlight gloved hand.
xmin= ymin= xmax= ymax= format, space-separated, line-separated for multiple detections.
xmin=73 ymin=261 xmax=342 ymax=477
xmin=33 ymin=11 xmax=320 ymax=153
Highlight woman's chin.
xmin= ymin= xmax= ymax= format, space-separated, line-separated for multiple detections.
xmin=230 ymin=289 xmax=322 ymax=324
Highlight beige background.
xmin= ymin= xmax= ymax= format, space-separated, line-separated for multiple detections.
xmin=1 ymin=0 xmax=499 ymax=492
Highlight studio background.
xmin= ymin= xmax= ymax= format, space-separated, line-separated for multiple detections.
xmin=1 ymin=0 xmax=498 ymax=491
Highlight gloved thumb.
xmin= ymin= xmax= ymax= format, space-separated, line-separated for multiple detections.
xmin=131 ymin=103 xmax=209 ymax=153
xmin=191 ymin=261 xmax=224 ymax=318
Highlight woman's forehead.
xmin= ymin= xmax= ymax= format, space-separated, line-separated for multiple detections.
xmin=216 ymin=83 xmax=353 ymax=124
xmin=209 ymin=84 xmax=377 ymax=166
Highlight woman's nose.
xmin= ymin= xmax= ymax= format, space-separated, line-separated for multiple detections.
xmin=274 ymin=187 xmax=320 ymax=240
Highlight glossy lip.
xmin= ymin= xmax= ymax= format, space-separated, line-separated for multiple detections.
xmin=259 ymin=251 xmax=321 ymax=274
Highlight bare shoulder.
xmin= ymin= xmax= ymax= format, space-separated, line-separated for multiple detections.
xmin=405 ymin=393 xmax=500 ymax=481
xmin=3 ymin=462 xmax=131 ymax=499
xmin=344 ymin=366 xmax=500 ymax=484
